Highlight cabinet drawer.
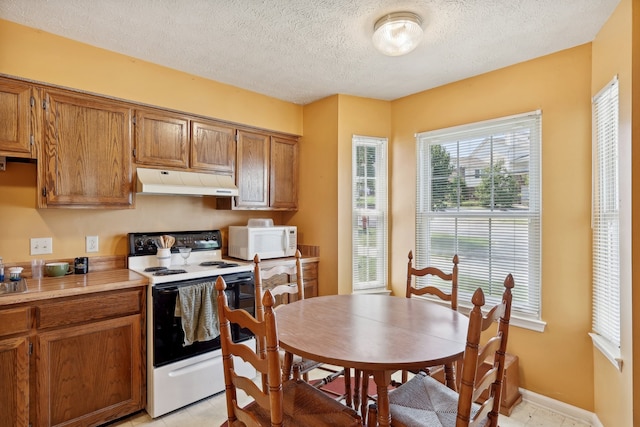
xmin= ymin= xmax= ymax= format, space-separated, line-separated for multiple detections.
xmin=301 ymin=262 xmax=317 ymax=280
xmin=0 ymin=307 xmax=32 ymax=337
xmin=37 ymin=289 xmax=143 ymax=329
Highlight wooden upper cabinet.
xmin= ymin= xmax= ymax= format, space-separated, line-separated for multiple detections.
xmin=227 ymin=131 xmax=299 ymax=211
xmin=270 ymin=136 xmax=298 ymax=210
xmin=0 ymin=77 xmax=34 ymax=158
xmin=191 ymin=120 xmax=236 ymax=174
xmin=134 ymin=109 xmax=189 ymax=168
xmin=235 ymin=130 xmax=270 ymax=208
xmin=40 ymin=89 xmax=133 ymax=208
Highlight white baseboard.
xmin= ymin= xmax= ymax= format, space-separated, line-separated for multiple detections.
xmin=520 ymin=388 xmax=603 ymax=427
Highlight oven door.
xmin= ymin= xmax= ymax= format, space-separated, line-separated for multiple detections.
xmin=152 ymin=272 xmax=254 ymax=368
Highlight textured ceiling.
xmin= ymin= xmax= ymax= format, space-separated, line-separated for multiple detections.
xmin=0 ymin=0 xmax=620 ymax=105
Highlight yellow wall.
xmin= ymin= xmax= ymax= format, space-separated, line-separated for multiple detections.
xmin=298 ymin=95 xmax=391 ymax=295
xmin=298 ymin=96 xmax=340 ymax=294
xmin=391 ymin=45 xmax=595 ymax=409
xmin=0 ymin=20 xmax=302 ymax=134
xmin=0 ymin=19 xmax=303 ymax=263
xmin=591 ymin=0 xmax=634 ymax=425
xmin=336 ymin=95 xmax=391 ymax=294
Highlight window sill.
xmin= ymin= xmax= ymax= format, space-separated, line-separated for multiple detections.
xmin=458 ymin=304 xmax=547 ymax=332
xmin=589 ymin=332 xmax=622 ymax=371
xmin=353 ymin=289 xmax=392 ymax=296
xmin=421 ymin=296 xmax=547 ymax=332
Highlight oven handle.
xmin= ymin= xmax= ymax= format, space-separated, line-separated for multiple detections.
xmin=155 ymin=279 xmax=252 ymax=295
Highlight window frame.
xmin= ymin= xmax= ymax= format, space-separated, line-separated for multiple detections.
xmin=415 ymin=111 xmax=543 ymax=330
xmin=352 ymin=135 xmax=388 ymax=293
xmin=589 ymin=76 xmax=621 ymax=370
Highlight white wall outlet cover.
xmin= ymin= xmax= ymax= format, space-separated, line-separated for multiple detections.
xmin=30 ymin=237 xmax=53 ymax=255
xmin=85 ymin=236 xmax=99 ymax=253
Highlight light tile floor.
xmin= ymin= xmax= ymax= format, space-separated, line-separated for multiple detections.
xmin=108 ymin=368 xmax=592 ymax=427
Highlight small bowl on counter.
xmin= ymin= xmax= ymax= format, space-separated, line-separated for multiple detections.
xmin=45 ymin=262 xmax=71 ymax=277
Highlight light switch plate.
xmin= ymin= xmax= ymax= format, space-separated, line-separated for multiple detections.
xmin=86 ymin=236 xmax=99 ymax=253
xmin=30 ymin=237 xmax=52 ymax=255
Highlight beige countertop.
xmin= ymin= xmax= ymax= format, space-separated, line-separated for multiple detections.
xmin=0 ymin=269 xmax=148 ymax=306
xmin=0 ymin=256 xmax=319 ymax=307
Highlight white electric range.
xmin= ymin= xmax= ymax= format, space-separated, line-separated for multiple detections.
xmin=127 ymin=230 xmax=256 ymax=418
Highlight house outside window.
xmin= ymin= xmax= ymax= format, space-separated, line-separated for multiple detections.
xmin=415 ymin=111 xmax=542 ymax=321
xmin=352 ymin=135 xmax=388 ymax=292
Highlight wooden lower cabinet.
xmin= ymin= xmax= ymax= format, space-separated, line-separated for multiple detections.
xmin=35 ymin=315 xmax=143 ymax=427
xmin=301 ymin=261 xmax=318 ymax=298
xmin=0 ymin=337 xmax=30 ymax=427
xmin=0 ymin=287 xmax=145 ymax=427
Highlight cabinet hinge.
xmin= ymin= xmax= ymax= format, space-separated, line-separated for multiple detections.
xmin=42 ymin=100 xmax=47 ymax=110
xmin=30 ymin=96 xmax=35 ymax=108
xmin=30 ymin=135 xmax=34 ymax=146
xmin=28 ymin=342 xmax=33 ymax=355
xmin=235 ymin=133 xmax=239 ymax=142
xmin=42 ymin=187 xmax=47 ymax=197
xmin=132 ymin=148 xmax=136 ymax=158
xmin=132 ymin=116 xmax=136 ymax=125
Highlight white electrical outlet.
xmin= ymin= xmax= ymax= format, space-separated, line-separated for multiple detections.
xmin=86 ymin=236 xmax=99 ymax=253
xmin=30 ymin=237 xmax=53 ymax=255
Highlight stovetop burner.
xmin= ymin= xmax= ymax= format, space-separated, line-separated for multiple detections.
xmin=153 ymin=269 xmax=187 ymax=276
xmin=200 ymin=261 xmax=240 ymax=268
xmin=144 ymin=266 xmax=168 ymax=272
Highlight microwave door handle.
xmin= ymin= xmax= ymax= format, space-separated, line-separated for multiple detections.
xmin=283 ymin=230 xmax=289 ymax=250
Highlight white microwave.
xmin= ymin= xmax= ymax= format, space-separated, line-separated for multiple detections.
xmin=228 ymin=226 xmax=297 ymax=260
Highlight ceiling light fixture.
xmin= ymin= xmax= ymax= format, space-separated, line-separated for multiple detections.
xmin=372 ymin=12 xmax=423 ymax=57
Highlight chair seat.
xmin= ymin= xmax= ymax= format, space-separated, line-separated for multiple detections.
xmin=281 ymin=350 xmax=322 ymax=373
xmin=388 ymin=373 xmax=484 ymax=427
xmin=231 ymin=379 xmax=361 ymax=426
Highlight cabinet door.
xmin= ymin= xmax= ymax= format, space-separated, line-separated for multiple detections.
xmin=134 ymin=109 xmax=189 ymax=168
xmin=235 ymin=130 xmax=270 ymax=208
xmin=0 ymin=337 xmax=30 ymax=427
xmin=191 ymin=120 xmax=235 ymax=174
xmin=35 ymin=315 xmax=143 ymax=427
xmin=302 ymin=261 xmax=318 ymax=298
xmin=41 ymin=90 xmax=133 ymax=207
xmin=0 ymin=78 xmax=33 ymax=157
xmin=270 ymin=136 xmax=298 ymax=210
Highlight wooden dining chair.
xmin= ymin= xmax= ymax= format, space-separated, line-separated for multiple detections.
xmin=254 ymin=251 xmax=352 ymax=406
xmin=354 ymin=251 xmax=460 ymax=423
xmin=402 ymin=250 xmax=460 ymax=387
xmin=215 ymin=276 xmax=362 ymax=427
xmin=366 ymin=273 xmax=514 ymax=427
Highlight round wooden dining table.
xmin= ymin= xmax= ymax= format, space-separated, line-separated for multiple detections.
xmin=275 ymin=294 xmax=469 ymax=427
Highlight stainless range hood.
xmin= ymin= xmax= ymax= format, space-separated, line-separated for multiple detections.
xmin=136 ymin=167 xmax=238 ymax=197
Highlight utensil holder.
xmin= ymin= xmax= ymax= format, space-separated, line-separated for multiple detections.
xmin=157 ymin=248 xmax=171 ymax=268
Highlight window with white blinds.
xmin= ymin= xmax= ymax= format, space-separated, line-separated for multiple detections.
xmin=352 ymin=135 xmax=388 ymax=292
xmin=590 ymin=77 xmax=620 ymax=361
xmin=416 ymin=112 xmax=542 ymax=318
